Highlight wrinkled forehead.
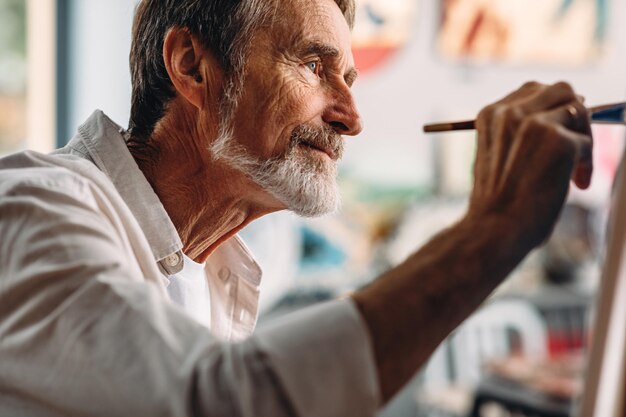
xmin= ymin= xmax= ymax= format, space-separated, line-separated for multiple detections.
xmin=270 ymin=0 xmax=354 ymax=60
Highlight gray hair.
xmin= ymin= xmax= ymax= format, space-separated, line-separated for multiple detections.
xmin=127 ymin=0 xmax=355 ymax=141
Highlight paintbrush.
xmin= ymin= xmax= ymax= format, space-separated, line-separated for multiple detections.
xmin=423 ymin=102 xmax=626 ymax=133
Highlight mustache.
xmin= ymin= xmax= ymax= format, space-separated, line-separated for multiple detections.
xmin=289 ymin=124 xmax=344 ymax=160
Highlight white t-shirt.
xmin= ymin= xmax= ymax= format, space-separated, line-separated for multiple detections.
xmin=167 ymin=254 xmax=211 ymax=327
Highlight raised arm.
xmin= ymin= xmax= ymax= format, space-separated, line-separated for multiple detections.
xmin=353 ymin=81 xmax=594 ymax=402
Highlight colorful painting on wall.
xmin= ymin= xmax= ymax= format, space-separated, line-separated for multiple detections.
xmin=437 ymin=0 xmax=608 ymax=66
xmin=351 ymin=0 xmax=419 ymax=75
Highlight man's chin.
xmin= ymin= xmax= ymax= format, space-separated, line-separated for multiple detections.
xmin=265 ymin=151 xmax=341 ymax=217
xmin=211 ymin=134 xmax=341 ymax=217
xmin=287 ymin=197 xmax=341 ymax=218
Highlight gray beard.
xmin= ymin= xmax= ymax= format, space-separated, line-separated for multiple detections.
xmin=210 ymin=123 xmax=343 ymax=218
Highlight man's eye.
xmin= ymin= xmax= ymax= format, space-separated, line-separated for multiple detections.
xmin=305 ymin=60 xmax=320 ymax=75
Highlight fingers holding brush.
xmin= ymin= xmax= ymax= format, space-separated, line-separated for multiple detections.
xmin=468 ymin=81 xmax=594 ymax=247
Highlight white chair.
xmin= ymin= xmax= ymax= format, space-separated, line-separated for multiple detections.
xmin=416 ymin=298 xmax=548 ymax=416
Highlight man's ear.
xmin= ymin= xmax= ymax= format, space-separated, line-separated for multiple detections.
xmin=162 ymin=27 xmax=223 ymax=110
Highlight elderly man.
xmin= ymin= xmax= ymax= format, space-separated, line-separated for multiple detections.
xmin=0 ymin=0 xmax=592 ymax=416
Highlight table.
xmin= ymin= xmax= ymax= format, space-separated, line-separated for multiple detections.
xmin=469 ymin=376 xmax=574 ymax=417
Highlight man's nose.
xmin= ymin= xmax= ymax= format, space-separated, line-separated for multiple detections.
xmin=322 ymin=89 xmax=363 ymax=136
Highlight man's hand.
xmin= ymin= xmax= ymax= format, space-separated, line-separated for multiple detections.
xmin=353 ymin=81 xmax=593 ymax=405
xmin=469 ymin=81 xmax=593 ymax=248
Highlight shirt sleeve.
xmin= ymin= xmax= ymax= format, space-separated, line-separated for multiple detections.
xmin=0 ymin=170 xmax=381 ymax=417
xmin=252 ymin=299 xmax=381 ymax=417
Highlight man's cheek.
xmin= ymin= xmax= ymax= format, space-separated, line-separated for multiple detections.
xmin=283 ymin=93 xmax=324 ymax=127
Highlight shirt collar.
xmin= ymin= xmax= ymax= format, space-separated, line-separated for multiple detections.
xmin=66 ymin=110 xmax=184 ymax=274
xmin=62 ymin=110 xmax=262 ymax=285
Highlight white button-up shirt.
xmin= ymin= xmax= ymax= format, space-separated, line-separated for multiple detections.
xmin=0 ymin=111 xmax=380 ymax=416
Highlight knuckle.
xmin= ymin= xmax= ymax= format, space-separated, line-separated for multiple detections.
xmin=574 ymin=100 xmax=589 ymax=116
xmin=521 ymin=81 xmax=541 ymax=90
xmin=477 ymin=103 xmax=498 ymax=121
xmin=553 ymin=81 xmax=576 ymax=98
xmin=523 ymin=113 xmax=547 ymax=129
xmin=503 ymin=106 xmax=524 ymax=124
xmin=487 ymin=103 xmax=522 ymax=123
xmin=492 ymin=105 xmax=508 ymax=121
xmin=553 ymin=80 xmax=573 ymax=91
xmin=520 ymin=115 xmax=552 ymax=138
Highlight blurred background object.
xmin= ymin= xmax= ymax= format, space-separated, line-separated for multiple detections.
xmin=0 ymin=0 xmax=27 ymax=154
xmin=2 ymin=0 xmax=626 ymax=416
xmin=0 ymin=0 xmax=55 ymax=156
xmin=438 ymin=0 xmax=607 ymax=66
xmin=351 ymin=0 xmax=419 ymax=74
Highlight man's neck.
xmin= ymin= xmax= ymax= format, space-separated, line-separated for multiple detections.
xmin=128 ymin=112 xmax=284 ymax=263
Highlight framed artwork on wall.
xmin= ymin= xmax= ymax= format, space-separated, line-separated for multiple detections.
xmin=437 ymin=0 xmax=608 ymax=66
xmin=351 ymin=0 xmax=419 ymax=75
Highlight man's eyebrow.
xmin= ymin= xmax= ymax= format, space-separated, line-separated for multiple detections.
xmin=301 ymin=41 xmax=340 ymax=58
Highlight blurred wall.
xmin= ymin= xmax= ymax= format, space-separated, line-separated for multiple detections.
xmin=59 ymin=0 xmax=136 ymax=143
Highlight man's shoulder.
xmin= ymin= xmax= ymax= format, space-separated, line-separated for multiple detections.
xmin=0 ymin=150 xmax=110 ymax=203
